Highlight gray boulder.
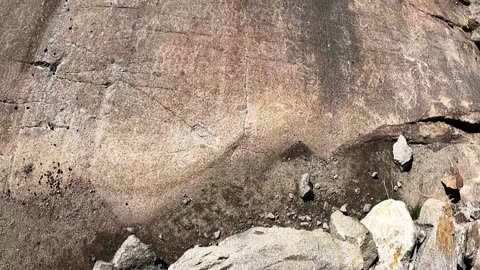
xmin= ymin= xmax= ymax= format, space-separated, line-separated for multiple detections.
xmin=169 ymin=227 xmax=364 ymax=270
xmin=329 ymin=211 xmax=378 ymax=269
xmin=111 ymin=235 xmax=156 ymax=269
xmin=361 ymin=200 xmax=416 ymax=270
xmin=392 ymin=135 xmax=413 ymax=171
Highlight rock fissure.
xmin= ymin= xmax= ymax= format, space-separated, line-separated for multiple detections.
xmin=407 ymin=1 xmax=461 ymax=29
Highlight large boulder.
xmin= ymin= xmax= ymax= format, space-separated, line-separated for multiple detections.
xmin=169 ymin=227 xmax=364 ymax=270
xmin=329 ymin=211 xmax=378 ymax=269
xmin=360 ymin=200 xmax=416 ymax=270
xmin=414 ymin=198 xmax=465 ymax=270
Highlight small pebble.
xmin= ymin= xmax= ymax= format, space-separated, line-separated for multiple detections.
xmin=322 ymin=222 xmax=329 ymax=230
xmin=298 ymin=215 xmax=312 ymax=222
xmin=340 ymin=204 xmax=348 ymax=213
xmin=213 ymin=231 xmax=221 ymax=239
xmin=323 ymin=201 xmax=329 ymax=210
xmin=363 ymin=204 xmax=372 ymax=213
xmin=354 ymin=188 xmax=361 ymax=195
xmin=333 ymin=174 xmax=338 ymax=179
xmin=300 ymin=222 xmax=310 ymax=227
xmin=372 ymin=172 xmax=378 ymax=179
xmin=288 ymin=193 xmax=294 ymax=201
xmin=393 ymin=186 xmax=399 ymax=192
xmin=126 ymin=227 xmax=135 ymax=234
xmin=266 ymin=212 xmax=276 ymax=220
xmin=182 ymin=194 xmax=191 ymax=205
xmin=159 ymin=234 xmax=163 ymax=240
xmin=397 ymin=181 xmax=402 ymax=188
xmin=314 ymin=183 xmax=321 ymax=189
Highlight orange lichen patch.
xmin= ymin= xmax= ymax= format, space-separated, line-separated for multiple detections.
xmin=388 ymin=247 xmax=402 ymax=270
xmin=436 ymin=204 xmax=454 ymax=257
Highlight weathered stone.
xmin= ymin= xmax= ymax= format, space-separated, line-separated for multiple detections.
xmin=361 ymin=200 xmax=415 ymax=270
xmin=299 ymin=173 xmax=313 ymax=201
xmin=417 ymin=198 xmax=449 ymax=226
xmin=169 ymin=227 xmax=364 ymax=270
xmin=92 ymin=261 xmax=114 ymax=270
xmin=111 ymin=235 xmax=156 ymax=269
xmin=393 ymin=135 xmax=413 ymax=171
xmin=363 ymin=204 xmax=372 ymax=213
xmin=472 ymin=28 xmax=480 ymax=42
xmin=298 ymin=215 xmax=311 ymax=222
xmin=330 ymin=211 xmax=378 ymax=269
xmin=472 ymin=210 xmax=480 ymax=220
xmin=466 ymin=221 xmax=480 ymax=269
xmin=414 ymin=199 xmax=462 ymax=270
xmin=323 ymin=222 xmax=330 ymax=230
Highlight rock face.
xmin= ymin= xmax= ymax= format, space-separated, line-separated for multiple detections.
xmin=415 ymin=199 xmax=463 ymax=270
xmin=2 ymin=0 xmax=480 ymax=268
xmin=393 ymin=135 xmax=413 ymax=172
xmin=361 ymin=200 xmax=416 ymax=270
xmin=329 ymin=211 xmax=378 ymax=269
xmin=169 ymin=227 xmax=364 ymax=270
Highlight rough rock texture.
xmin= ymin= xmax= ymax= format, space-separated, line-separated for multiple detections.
xmin=93 ymin=235 xmax=166 ymax=270
xmin=169 ymin=227 xmax=364 ymax=270
xmin=92 ymin=261 xmax=114 ymax=270
xmin=466 ymin=221 xmax=480 ymax=269
xmin=393 ymin=135 xmax=413 ymax=171
xmin=415 ymin=199 xmax=463 ymax=270
xmin=2 ymin=0 xmax=480 ymax=269
xmin=298 ymin=173 xmax=313 ymax=200
xmin=361 ymin=200 xmax=415 ymax=270
xmin=329 ymin=211 xmax=378 ymax=269
xmin=111 ymin=235 xmax=156 ymax=269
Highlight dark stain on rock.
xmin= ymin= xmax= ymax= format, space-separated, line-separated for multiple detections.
xmin=292 ymin=0 xmax=360 ymax=112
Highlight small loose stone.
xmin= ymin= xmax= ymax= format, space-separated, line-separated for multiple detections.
xmin=266 ymin=212 xmax=275 ymax=220
xmin=363 ymin=204 xmax=372 ymax=213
